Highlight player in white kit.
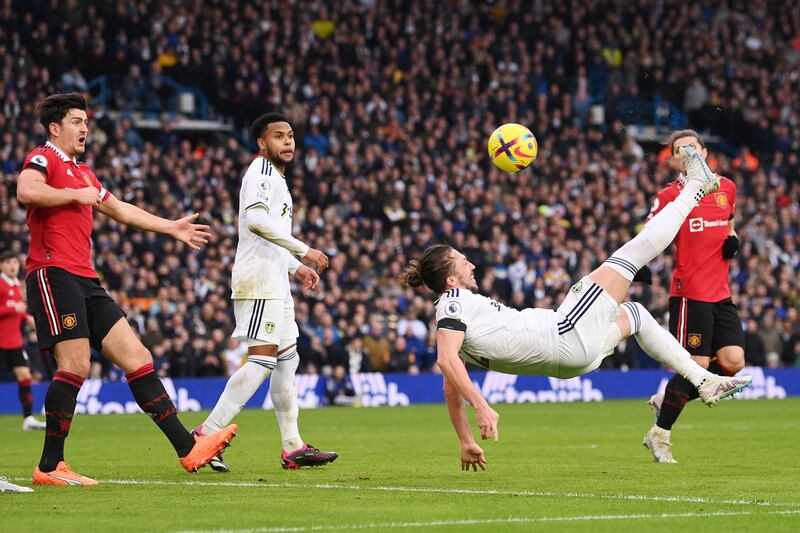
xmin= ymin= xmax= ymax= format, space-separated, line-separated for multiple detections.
xmin=194 ymin=113 xmax=338 ymax=471
xmin=400 ymin=147 xmax=752 ymax=471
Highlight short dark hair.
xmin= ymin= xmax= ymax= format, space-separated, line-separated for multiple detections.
xmin=37 ymin=93 xmax=87 ymax=138
xmin=250 ymin=112 xmax=291 ymax=142
xmin=0 ymin=250 xmax=18 ymax=262
xmin=665 ymin=129 xmax=705 ymax=154
xmin=398 ymin=244 xmax=455 ymax=295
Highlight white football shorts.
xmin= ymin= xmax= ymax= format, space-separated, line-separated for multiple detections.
xmin=232 ymin=294 xmax=298 ymax=348
xmin=553 ymin=277 xmax=622 ymax=378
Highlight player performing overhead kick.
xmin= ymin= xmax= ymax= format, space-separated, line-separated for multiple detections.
xmin=399 ymin=146 xmax=752 ymax=471
xmin=16 ymin=93 xmax=237 ymax=486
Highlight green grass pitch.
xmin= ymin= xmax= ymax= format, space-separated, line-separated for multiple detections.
xmin=3 ymin=398 xmax=800 ymax=532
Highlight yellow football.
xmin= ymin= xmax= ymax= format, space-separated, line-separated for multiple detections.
xmin=487 ymin=123 xmax=538 ymax=172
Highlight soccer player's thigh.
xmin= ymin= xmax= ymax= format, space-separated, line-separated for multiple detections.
xmin=26 ymin=267 xmax=92 ymax=375
xmin=556 ymin=285 xmax=621 ymax=378
xmin=711 ymin=299 xmax=745 ymax=372
xmin=668 ymin=297 xmax=714 ymax=366
xmin=278 ymin=296 xmax=298 ymax=355
xmin=85 ymin=280 xmax=148 ymax=373
xmin=232 ymin=299 xmax=285 ymax=356
xmin=5 ymin=348 xmax=33 ymax=379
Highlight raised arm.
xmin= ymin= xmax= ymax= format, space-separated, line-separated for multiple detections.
xmin=17 ymin=169 xmax=100 ymax=208
xmin=436 ymin=329 xmax=500 ymax=442
xmin=96 ymin=193 xmax=211 ymax=250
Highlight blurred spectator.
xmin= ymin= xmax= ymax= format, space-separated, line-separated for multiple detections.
xmin=364 ymin=321 xmax=391 ymax=372
xmin=324 ymin=365 xmax=359 ymax=407
xmin=744 ymin=319 xmax=767 ymax=367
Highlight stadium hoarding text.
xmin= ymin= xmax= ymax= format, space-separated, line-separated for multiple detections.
xmin=0 ymin=367 xmax=796 ymax=415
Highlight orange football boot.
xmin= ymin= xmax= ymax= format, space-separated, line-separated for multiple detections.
xmin=33 ymin=461 xmax=98 ymax=486
xmin=180 ymin=423 xmax=238 ymax=472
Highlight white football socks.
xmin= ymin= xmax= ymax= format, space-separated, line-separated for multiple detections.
xmin=270 ymin=348 xmax=304 ymax=452
xmin=605 ymin=180 xmax=704 ymax=281
xmin=621 ymin=302 xmax=710 ymax=386
xmin=204 ymin=359 xmax=274 ymax=433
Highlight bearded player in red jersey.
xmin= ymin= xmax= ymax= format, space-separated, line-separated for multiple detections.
xmin=16 ymin=93 xmax=238 ymax=486
xmin=641 ymin=130 xmax=745 ymax=463
xmin=0 ymin=250 xmax=46 ymax=431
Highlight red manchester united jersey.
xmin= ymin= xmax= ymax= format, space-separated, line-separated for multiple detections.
xmin=646 ymin=176 xmax=736 ymax=302
xmin=21 ymin=142 xmax=110 ymax=279
xmin=0 ymin=272 xmax=25 ymax=349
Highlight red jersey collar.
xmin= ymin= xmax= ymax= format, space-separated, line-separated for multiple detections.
xmin=45 ymin=141 xmax=78 ymax=164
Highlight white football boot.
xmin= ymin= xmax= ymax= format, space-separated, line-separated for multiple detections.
xmin=643 ymin=425 xmax=678 ymax=464
xmin=677 ymin=145 xmax=720 ymax=195
xmin=0 ymin=476 xmax=34 ymax=493
xmin=647 ymin=393 xmax=664 ymax=422
xmin=22 ymin=416 xmax=46 ymax=431
xmin=697 ymin=374 xmax=753 ymax=406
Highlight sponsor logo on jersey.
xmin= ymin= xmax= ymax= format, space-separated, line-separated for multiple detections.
xmin=687 ymin=333 xmax=702 ymax=348
xmin=444 ymin=301 xmax=462 ymax=317
xmin=688 ymin=217 xmax=729 ymax=232
xmin=62 ymin=313 xmax=77 ymax=330
xmin=264 ymin=321 xmax=276 ymax=334
xmin=281 ymin=202 xmax=293 ymax=218
xmin=715 ymin=193 xmax=728 ymax=208
xmin=66 ymin=168 xmax=74 ymax=176
xmin=31 ymin=154 xmax=48 ymax=167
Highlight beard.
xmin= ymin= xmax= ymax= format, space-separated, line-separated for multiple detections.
xmin=268 ymin=146 xmax=294 ymax=166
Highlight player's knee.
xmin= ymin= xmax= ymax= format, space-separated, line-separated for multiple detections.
xmin=14 ymin=366 xmax=33 ymax=381
xmin=62 ymin=359 xmax=91 ymax=378
xmin=135 ymin=346 xmax=154 ymax=367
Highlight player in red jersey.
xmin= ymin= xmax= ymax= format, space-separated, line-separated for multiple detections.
xmin=0 ymin=250 xmax=46 ymax=431
xmin=641 ymin=130 xmax=745 ymax=463
xmin=16 ymin=93 xmax=238 ymax=486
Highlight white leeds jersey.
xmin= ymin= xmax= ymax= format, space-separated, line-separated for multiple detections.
xmin=435 ymin=288 xmax=560 ymax=375
xmin=231 ymin=157 xmax=301 ymax=300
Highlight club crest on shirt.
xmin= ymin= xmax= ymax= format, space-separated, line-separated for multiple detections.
xmin=31 ymin=154 xmax=48 ymax=167
xmin=62 ymin=313 xmax=77 ymax=330
xmin=444 ymin=301 xmax=462 ymax=317
xmin=688 ymin=333 xmax=702 ymax=348
xmin=571 ymin=280 xmax=583 ymax=294
xmin=264 ymin=321 xmax=276 ymax=335
xmin=714 ymin=193 xmax=728 ymax=208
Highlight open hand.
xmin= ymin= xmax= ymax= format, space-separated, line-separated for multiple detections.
xmin=171 ymin=213 xmax=212 ymax=250
xmin=460 ymin=442 xmax=487 ymax=472
xmin=293 ymin=264 xmax=320 ymax=290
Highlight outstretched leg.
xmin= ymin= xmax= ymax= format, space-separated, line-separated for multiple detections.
xmin=590 ymin=147 xmax=717 ymax=303
xmin=618 ymin=302 xmax=751 ymax=406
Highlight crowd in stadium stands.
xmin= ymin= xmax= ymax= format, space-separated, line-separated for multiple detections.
xmin=0 ymin=1 xmax=798 ymax=382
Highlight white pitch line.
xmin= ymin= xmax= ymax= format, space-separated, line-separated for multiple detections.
xmin=171 ymin=509 xmax=800 ymax=533
xmin=84 ymin=478 xmax=800 ymax=509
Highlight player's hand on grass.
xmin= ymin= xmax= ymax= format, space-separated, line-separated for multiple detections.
xmin=171 ymin=213 xmax=212 ymax=250
xmin=460 ymin=442 xmax=487 ymax=472
xmin=304 ymin=248 xmax=329 ymax=272
xmin=72 ymin=186 xmax=102 ymax=206
xmin=294 ymin=264 xmax=320 ymax=290
xmin=476 ymin=406 xmax=500 ymax=441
